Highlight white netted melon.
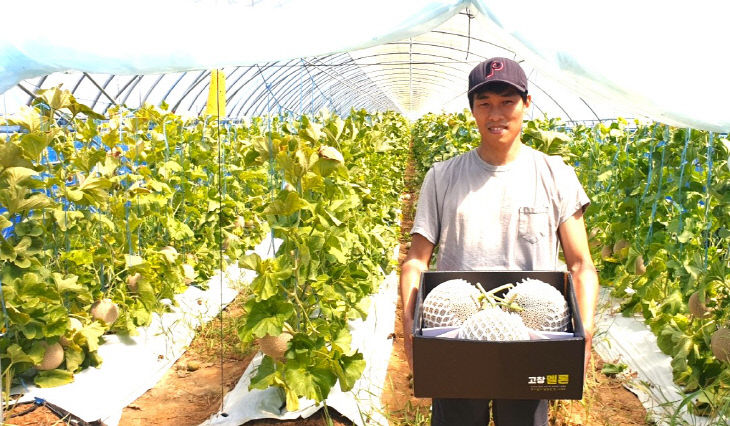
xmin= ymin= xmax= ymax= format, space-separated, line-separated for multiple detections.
xmin=503 ymin=278 xmax=570 ymax=332
xmin=422 ymin=279 xmax=481 ymax=327
xmin=458 ymin=307 xmax=530 ymax=341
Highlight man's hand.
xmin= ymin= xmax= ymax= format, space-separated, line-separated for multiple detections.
xmin=399 ymin=233 xmax=435 ymax=370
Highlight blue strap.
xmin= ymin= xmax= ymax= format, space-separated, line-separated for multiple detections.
xmin=646 ymin=125 xmax=668 ymax=246
xmin=703 ymin=132 xmax=714 ymax=269
xmin=676 ymin=128 xmax=691 ymax=243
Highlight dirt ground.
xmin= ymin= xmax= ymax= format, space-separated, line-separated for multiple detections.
xmin=5 ymin=153 xmax=650 ymax=426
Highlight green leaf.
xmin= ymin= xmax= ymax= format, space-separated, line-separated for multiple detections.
xmin=125 ymin=254 xmax=146 ymax=269
xmin=335 ymin=352 xmax=365 ymax=391
xmin=0 ymin=215 xmax=11 ymax=230
xmin=35 ymin=86 xmax=73 ymax=111
xmin=19 ymin=131 xmax=57 ymax=161
xmin=284 ymin=362 xmax=336 ymax=403
xmin=239 ymin=253 xmax=262 ymax=272
xmin=79 ymin=322 xmax=106 ymax=352
xmin=601 ymin=362 xmax=628 ymax=377
xmin=264 ymin=191 xmax=312 ymax=216
xmin=6 ymin=343 xmax=34 ymax=364
xmin=2 ymin=167 xmax=39 ymax=187
xmin=52 ymin=272 xmax=83 ymax=294
xmin=34 ymin=369 xmax=74 ymax=388
xmin=250 ymin=355 xmax=278 ymax=390
xmin=7 ymin=106 xmax=41 ymax=133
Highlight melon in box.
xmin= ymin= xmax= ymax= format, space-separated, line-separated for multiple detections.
xmin=411 ymin=270 xmax=586 ymax=400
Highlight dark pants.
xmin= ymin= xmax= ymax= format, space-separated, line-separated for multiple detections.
xmin=431 ymin=398 xmax=548 ymax=426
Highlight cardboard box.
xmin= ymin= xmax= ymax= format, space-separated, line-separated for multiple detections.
xmin=412 ymin=270 xmax=585 ymax=400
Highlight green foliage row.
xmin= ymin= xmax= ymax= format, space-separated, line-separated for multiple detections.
xmin=411 ymin=112 xmax=730 ymax=419
xmin=237 ymin=109 xmax=410 ymax=409
xmin=0 ymin=87 xmax=268 ymax=392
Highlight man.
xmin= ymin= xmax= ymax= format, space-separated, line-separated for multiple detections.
xmin=399 ymin=57 xmax=599 ymax=425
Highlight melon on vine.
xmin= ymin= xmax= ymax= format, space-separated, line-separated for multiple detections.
xmin=35 ymin=341 xmax=64 ymax=371
xmin=91 ymin=299 xmax=120 ymax=324
xmin=711 ymin=328 xmax=730 ymax=363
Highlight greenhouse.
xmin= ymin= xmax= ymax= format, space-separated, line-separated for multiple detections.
xmin=1 ymin=1 xmax=729 ymax=425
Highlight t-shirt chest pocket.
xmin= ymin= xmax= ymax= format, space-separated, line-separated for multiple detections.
xmin=518 ymin=206 xmax=550 ymax=244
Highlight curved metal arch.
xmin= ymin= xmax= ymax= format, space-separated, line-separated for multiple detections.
xmin=242 ymin=62 xmax=303 ymax=117
xmin=70 ymin=74 xmax=87 ymax=95
xmin=223 ymin=66 xmax=258 ymax=104
xmin=245 ymin=57 xmax=344 ymax=117
xmin=302 ymin=56 xmax=394 ymax=108
xmin=170 ymin=70 xmax=210 ymax=113
xmin=91 ymin=75 xmax=115 ymax=110
xmin=188 ymin=64 xmax=266 ymax=116
xmin=225 ymin=66 xmax=268 ymax=116
xmin=160 ymin=72 xmax=190 ymax=106
xmin=141 ymin=73 xmax=166 ymax=106
xmin=357 ymin=69 xmax=464 ymax=93
xmin=428 ymin=29 xmax=517 ymax=56
xmin=120 ymin=75 xmax=145 ymax=107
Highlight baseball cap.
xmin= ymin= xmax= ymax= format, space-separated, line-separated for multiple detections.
xmin=468 ymin=57 xmax=528 ymax=95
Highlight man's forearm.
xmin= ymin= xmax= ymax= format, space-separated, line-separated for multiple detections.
xmin=570 ymin=261 xmax=599 ymax=336
xmin=400 ymin=258 xmax=428 ymax=327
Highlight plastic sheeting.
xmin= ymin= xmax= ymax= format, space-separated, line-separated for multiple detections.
xmin=470 ymin=1 xmax=730 ymax=132
xmin=2 ymin=1 xmax=730 ymax=130
xmin=201 ymin=245 xmax=400 ymax=426
xmin=11 ymin=237 xmax=280 ymax=425
xmin=0 ymin=0 xmax=464 ymax=93
xmin=593 ymin=288 xmax=717 ymax=425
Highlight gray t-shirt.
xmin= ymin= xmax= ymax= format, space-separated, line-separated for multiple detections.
xmin=411 ymin=145 xmax=590 ymax=271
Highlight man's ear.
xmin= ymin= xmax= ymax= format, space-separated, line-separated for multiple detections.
xmin=524 ymin=94 xmax=532 ymax=108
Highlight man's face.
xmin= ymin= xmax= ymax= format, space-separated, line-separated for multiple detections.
xmin=471 ymin=89 xmax=530 ymax=147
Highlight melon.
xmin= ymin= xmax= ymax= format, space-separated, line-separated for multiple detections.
xmin=127 ymin=272 xmax=141 ymax=292
xmin=91 ymin=298 xmax=120 ymax=324
xmin=634 ymin=255 xmax=646 ymax=275
xmin=711 ymin=328 xmax=730 ymax=363
xmin=159 ymin=246 xmax=179 ymax=262
xmin=600 ymin=245 xmax=612 ymax=260
xmin=503 ymin=278 xmax=570 ymax=332
xmin=613 ymin=240 xmax=630 ymax=259
xmin=258 ymin=332 xmax=293 ymax=361
xmin=458 ymin=307 xmax=530 ymax=341
xmin=422 ymin=279 xmax=481 ymax=328
xmin=35 ymin=341 xmax=64 ymax=371
xmin=688 ymin=292 xmax=710 ymax=319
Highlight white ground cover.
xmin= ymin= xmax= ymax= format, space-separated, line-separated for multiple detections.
xmin=12 ymin=237 xmax=281 ymax=425
xmin=593 ymin=288 xmax=713 ymax=426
